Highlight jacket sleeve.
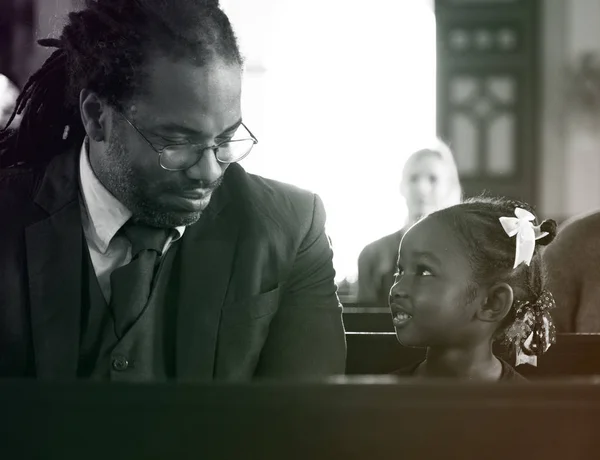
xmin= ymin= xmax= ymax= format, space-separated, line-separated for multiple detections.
xmin=255 ymin=193 xmax=346 ymax=377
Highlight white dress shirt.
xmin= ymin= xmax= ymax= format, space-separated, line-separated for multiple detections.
xmin=78 ymin=140 xmax=185 ymax=303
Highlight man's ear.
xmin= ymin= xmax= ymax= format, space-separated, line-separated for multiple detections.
xmin=79 ymin=89 xmax=109 ymax=142
xmin=476 ymin=282 xmax=514 ymax=324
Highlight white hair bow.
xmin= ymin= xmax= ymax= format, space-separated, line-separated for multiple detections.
xmin=499 ymin=208 xmax=548 ymax=269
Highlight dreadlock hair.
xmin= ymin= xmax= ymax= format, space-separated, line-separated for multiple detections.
xmin=0 ymin=0 xmax=242 ymax=168
xmin=428 ymin=195 xmax=558 ymax=341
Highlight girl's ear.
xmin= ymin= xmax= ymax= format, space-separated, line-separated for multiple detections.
xmin=476 ymin=282 xmax=514 ymax=324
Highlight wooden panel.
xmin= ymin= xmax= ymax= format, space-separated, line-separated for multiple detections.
xmin=436 ymin=0 xmax=540 ymax=203
xmin=5 ymin=379 xmax=600 ymax=459
xmin=0 ymin=1 xmax=15 ymax=79
xmin=1 ymin=0 xmax=35 ymax=86
xmin=346 ymin=332 xmax=600 ymax=378
xmin=343 ymin=307 xmax=394 ymax=332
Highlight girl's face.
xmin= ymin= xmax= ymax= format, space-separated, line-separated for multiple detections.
xmin=389 ymin=215 xmax=484 ymax=348
xmin=402 ymin=153 xmax=453 ymax=220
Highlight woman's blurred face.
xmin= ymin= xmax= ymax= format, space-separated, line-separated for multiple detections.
xmin=402 ymin=153 xmax=452 ymax=220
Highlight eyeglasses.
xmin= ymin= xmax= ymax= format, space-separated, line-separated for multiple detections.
xmin=119 ymin=112 xmax=258 ymax=171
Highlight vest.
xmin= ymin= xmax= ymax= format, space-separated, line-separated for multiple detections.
xmin=77 ymin=241 xmax=180 ymax=381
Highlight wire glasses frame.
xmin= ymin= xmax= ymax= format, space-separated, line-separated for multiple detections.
xmin=119 ymin=112 xmax=258 ymax=171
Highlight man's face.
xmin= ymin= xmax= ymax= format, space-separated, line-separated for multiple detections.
xmin=93 ymin=54 xmax=242 ymax=228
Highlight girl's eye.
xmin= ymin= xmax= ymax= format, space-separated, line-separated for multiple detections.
xmin=393 ymin=268 xmax=405 ymax=279
xmin=416 ymin=265 xmax=433 ymax=276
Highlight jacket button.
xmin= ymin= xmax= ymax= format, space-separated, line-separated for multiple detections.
xmin=112 ymin=355 xmax=129 ymax=371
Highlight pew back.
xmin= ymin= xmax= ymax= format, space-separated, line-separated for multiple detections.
xmin=2 ymin=380 xmax=600 ymax=459
xmin=342 ymin=304 xmax=600 ymax=378
xmin=343 ymin=306 xmax=393 ymax=332
xmin=346 ymin=332 xmax=600 ymax=377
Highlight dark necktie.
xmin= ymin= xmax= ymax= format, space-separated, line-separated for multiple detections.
xmin=109 ymin=221 xmax=169 ymax=338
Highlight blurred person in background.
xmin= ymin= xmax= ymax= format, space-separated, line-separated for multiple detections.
xmin=0 ymin=74 xmax=21 ymax=129
xmin=357 ymin=140 xmax=462 ymax=305
xmin=544 ymin=211 xmax=600 ymax=332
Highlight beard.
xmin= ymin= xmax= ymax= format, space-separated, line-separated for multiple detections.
xmin=91 ymin=126 xmax=218 ymax=229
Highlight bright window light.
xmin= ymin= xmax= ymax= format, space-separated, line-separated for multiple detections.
xmin=226 ymin=0 xmax=437 ymax=283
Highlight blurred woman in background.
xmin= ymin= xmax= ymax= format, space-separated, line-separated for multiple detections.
xmin=357 ymin=140 xmax=462 ymax=304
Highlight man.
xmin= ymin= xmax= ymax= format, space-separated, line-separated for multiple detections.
xmin=0 ymin=0 xmax=345 ymax=380
xmin=544 ymin=212 xmax=600 ymax=332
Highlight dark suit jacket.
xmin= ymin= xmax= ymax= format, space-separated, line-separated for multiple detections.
xmin=0 ymin=149 xmax=346 ymax=380
xmin=544 ymin=211 xmax=600 ymax=332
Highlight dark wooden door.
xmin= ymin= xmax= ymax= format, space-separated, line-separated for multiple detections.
xmin=0 ymin=0 xmax=34 ymax=86
xmin=435 ymin=0 xmax=540 ymax=205
xmin=0 ymin=0 xmax=16 ymax=80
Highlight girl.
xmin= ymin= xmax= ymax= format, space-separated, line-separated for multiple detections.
xmin=358 ymin=139 xmax=462 ymax=304
xmin=389 ymin=196 xmax=557 ymax=381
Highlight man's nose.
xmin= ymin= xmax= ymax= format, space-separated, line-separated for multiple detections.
xmin=184 ymin=148 xmax=224 ymax=183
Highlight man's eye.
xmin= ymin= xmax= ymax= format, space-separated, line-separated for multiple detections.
xmin=146 ymin=132 xmax=189 ymax=145
xmin=160 ymin=137 xmax=188 ymax=146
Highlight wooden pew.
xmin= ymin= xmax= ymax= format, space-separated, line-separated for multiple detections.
xmin=342 ymin=306 xmax=393 ymax=332
xmin=3 ymin=379 xmax=600 ymax=459
xmin=346 ymin=332 xmax=600 ymax=378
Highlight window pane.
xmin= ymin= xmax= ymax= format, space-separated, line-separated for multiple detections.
xmin=486 ymin=113 xmax=516 ymax=176
xmin=227 ymin=0 xmax=436 ymax=283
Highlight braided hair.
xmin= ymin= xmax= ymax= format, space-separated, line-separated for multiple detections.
xmin=0 ymin=0 xmax=242 ymax=168
xmin=429 ymin=195 xmax=557 ymax=341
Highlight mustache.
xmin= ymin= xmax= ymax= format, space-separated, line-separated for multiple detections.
xmin=169 ymin=176 xmax=224 ymax=193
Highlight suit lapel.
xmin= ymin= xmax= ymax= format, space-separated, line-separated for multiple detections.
xmin=176 ymin=167 xmax=241 ymax=380
xmin=26 ymin=152 xmax=83 ymax=379
xmin=25 ymin=153 xmax=246 ymax=380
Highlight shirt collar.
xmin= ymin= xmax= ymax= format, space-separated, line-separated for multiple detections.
xmin=79 ymin=140 xmax=185 ymax=254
